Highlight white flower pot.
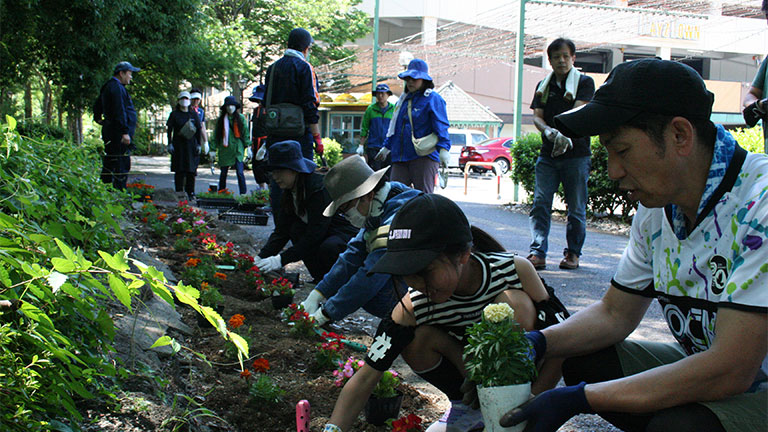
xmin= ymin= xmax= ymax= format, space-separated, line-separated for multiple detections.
xmin=477 ymin=382 xmax=531 ymax=432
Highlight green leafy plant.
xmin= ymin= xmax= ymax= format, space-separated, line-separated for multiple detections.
xmin=588 ymin=136 xmax=637 ymax=220
xmin=463 ymin=303 xmax=537 ymax=387
xmin=315 ymin=331 xmax=345 ymax=369
xmin=281 ymin=303 xmax=316 ymax=338
xmin=197 ymin=188 xmax=234 ymax=199
xmin=314 ymin=138 xmax=343 ymax=167
xmin=174 ymin=238 xmax=193 ymax=253
xmin=248 ymin=374 xmax=285 ymax=405
xmin=267 ymin=277 xmax=295 ymax=296
xmin=372 ymin=369 xmax=401 ymax=398
xmin=730 ymin=126 xmax=764 ymax=153
xmin=235 ymin=189 xmax=269 ymax=205
xmin=509 ymin=133 xmax=541 ymax=200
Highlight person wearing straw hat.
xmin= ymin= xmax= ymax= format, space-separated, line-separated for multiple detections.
xmin=166 ymin=91 xmax=203 ymax=199
xmin=94 ymin=61 xmax=140 ymax=190
xmin=299 ymin=155 xmax=420 ymax=326
xmin=375 ymin=58 xmax=450 ymax=193
xmin=323 ymin=194 xmax=559 ymax=432
xmin=211 ymin=95 xmax=250 ymax=194
xmin=255 ymin=141 xmax=356 ymax=282
xmin=499 ymin=59 xmax=768 ymax=432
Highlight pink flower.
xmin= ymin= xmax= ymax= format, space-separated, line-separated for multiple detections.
xmin=194 ymin=219 xmax=205 ymax=225
xmin=176 ymin=217 xmax=185 ymax=224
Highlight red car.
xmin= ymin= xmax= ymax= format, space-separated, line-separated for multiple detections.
xmin=460 ymin=137 xmax=514 ymax=174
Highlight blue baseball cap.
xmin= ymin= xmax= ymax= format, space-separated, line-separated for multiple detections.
xmin=288 ymin=28 xmax=314 ymax=51
xmin=249 ymin=85 xmax=266 ymax=102
xmin=113 ymin=61 xmax=140 ymax=74
xmin=372 ymin=83 xmax=392 ymax=96
xmin=398 ymin=59 xmax=432 ymax=82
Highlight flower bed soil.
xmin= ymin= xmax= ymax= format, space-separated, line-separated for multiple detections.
xmin=86 ymin=200 xmax=443 ymax=431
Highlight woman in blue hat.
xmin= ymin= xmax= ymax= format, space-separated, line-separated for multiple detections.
xmin=255 ymin=141 xmax=357 ymax=282
xmin=210 ymin=95 xmax=249 ymax=194
xmin=375 ymin=59 xmax=451 ymax=193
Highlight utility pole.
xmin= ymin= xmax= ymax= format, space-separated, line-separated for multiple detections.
xmin=513 ymin=0 xmax=526 ymax=142
xmin=371 ymin=0 xmax=381 ymax=90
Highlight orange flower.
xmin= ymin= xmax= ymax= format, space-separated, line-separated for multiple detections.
xmin=228 ymin=314 xmax=245 ymax=329
xmin=157 ymin=213 xmax=168 ymax=221
xmin=141 ymin=217 xmax=148 ymax=223
xmin=200 ymin=282 xmax=209 ymax=291
xmin=185 ymin=258 xmax=201 ymax=267
xmin=213 ymin=272 xmax=227 ymax=280
xmin=240 ymin=369 xmax=252 ymax=381
xmin=252 ymin=358 xmax=270 ymax=373
xmin=185 ymin=229 xmax=193 ymax=234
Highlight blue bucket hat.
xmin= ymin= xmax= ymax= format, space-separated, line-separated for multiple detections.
xmin=372 ymin=83 xmax=392 ymax=96
xmin=288 ymin=28 xmax=314 ymax=51
xmin=113 ymin=61 xmax=140 ymax=74
xmin=249 ymin=85 xmax=266 ymax=102
xmin=398 ymin=59 xmax=432 ymax=82
xmin=223 ymin=95 xmax=241 ymax=109
xmin=265 ymin=141 xmax=317 ymax=174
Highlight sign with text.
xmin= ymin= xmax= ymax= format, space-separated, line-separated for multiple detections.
xmin=638 ymin=16 xmax=702 ymax=41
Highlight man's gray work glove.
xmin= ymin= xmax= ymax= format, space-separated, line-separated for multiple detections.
xmin=743 ymin=98 xmax=768 ymax=128
xmin=375 ymin=147 xmax=390 ymax=161
xmin=546 ymin=128 xmax=572 ymax=158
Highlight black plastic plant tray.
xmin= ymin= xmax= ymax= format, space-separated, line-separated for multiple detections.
xmin=218 ymin=211 xmax=268 ymax=225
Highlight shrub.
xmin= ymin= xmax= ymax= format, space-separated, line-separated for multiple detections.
xmin=588 ymin=136 xmax=636 ymax=220
xmin=729 ymin=126 xmax=764 ymax=154
xmin=314 ymin=138 xmax=343 ymax=168
xmin=509 ymin=133 xmax=541 ymax=201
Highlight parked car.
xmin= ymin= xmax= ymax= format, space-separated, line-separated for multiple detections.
xmin=447 ymin=128 xmax=489 ymax=168
xmin=460 ymin=137 xmax=514 ymax=174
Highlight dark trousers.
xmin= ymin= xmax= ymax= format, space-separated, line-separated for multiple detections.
xmin=301 ymin=232 xmax=350 ymax=283
xmin=219 ymin=160 xmax=247 ymax=195
xmin=174 ymin=172 xmax=196 ymax=195
xmin=390 ymin=157 xmax=438 ymax=193
xmin=562 ymin=346 xmax=726 ymax=432
xmin=100 ymin=153 xmax=131 ymax=190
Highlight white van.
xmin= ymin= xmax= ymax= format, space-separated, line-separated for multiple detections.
xmin=447 ymin=128 xmax=489 ymax=169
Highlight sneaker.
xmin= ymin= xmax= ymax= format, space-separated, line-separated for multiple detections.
xmin=425 ymin=401 xmax=484 ymax=432
xmin=526 ymin=254 xmax=546 ymax=270
xmin=559 ymin=250 xmax=579 ymax=269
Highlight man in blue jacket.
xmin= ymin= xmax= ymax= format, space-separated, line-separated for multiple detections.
xmin=94 ymin=61 xmax=140 ymax=190
xmin=263 ymin=27 xmax=322 ymax=215
xmin=359 ymin=83 xmax=394 ymax=172
xmin=300 ymin=156 xmax=420 ymax=326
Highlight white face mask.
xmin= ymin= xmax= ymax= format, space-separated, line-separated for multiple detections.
xmin=226 ymin=105 xmax=236 ymax=114
xmin=179 ymin=99 xmax=190 ymax=108
xmin=344 ymin=198 xmax=367 ymax=228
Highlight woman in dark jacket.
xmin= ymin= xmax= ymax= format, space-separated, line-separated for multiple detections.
xmin=255 ymin=140 xmax=357 ymax=282
xmin=166 ymin=91 xmax=203 ymax=199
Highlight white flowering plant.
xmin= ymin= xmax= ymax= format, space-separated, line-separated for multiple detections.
xmin=463 ymin=303 xmax=538 ymax=387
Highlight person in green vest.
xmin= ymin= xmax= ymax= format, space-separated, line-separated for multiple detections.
xmin=359 ymin=83 xmax=394 ymax=173
xmin=210 ymin=95 xmax=250 ymax=194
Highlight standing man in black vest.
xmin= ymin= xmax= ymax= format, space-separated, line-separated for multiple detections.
xmin=94 ymin=61 xmax=140 ymax=190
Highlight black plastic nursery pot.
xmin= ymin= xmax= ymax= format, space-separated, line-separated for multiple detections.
xmin=364 ymin=391 xmax=403 ymax=426
xmin=270 ymin=294 xmax=294 ymax=310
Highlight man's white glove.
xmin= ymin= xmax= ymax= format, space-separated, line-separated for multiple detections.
xmin=246 ymin=146 xmax=253 ymax=159
xmin=356 ymin=145 xmax=365 ymax=156
xmin=203 ymin=141 xmax=209 ymax=154
xmin=255 ymin=144 xmax=267 ymax=161
xmin=551 ymin=131 xmax=573 ymax=157
xmin=256 ymin=255 xmax=282 ymax=273
xmin=300 ymin=289 xmax=326 ymax=315
xmin=375 ymin=147 xmax=390 ymax=161
xmin=544 ymin=127 xmax=559 ymax=142
xmin=311 ymin=307 xmax=330 ymax=326
xmin=438 ymin=148 xmax=450 ymax=167
xmin=208 ymin=150 xmax=216 ymax=159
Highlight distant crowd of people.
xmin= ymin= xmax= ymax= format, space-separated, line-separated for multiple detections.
xmin=95 ymin=28 xmax=766 ymax=432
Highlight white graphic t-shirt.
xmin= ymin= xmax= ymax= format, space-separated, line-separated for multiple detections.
xmin=613 ymin=149 xmax=768 ymax=380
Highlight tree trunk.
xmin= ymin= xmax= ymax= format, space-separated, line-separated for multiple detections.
xmin=42 ymin=78 xmax=53 ymax=124
xmin=24 ymin=82 xmax=32 ymax=121
xmin=67 ymin=108 xmax=83 ymax=144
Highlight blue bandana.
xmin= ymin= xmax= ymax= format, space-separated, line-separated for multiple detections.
xmin=669 ymin=124 xmax=736 ymax=239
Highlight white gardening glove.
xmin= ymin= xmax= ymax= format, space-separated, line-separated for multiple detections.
xmin=311 ymin=307 xmax=330 ymax=326
xmin=438 ymin=148 xmax=450 ymax=167
xmin=203 ymin=141 xmax=209 ymax=154
xmin=375 ymin=147 xmax=390 ymax=161
xmin=246 ymin=146 xmax=253 ymax=159
xmin=300 ymin=289 xmax=326 ymax=315
xmin=551 ymin=131 xmax=573 ymax=157
xmin=208 ymin=150 xmax=216 ymax=159
xmin=356 ymin=144 xmax=365 ymax=156
xmin=257 ymin=255 xmax=282 ymax=273
xmin=544 ymin=127 xmax=559 ymax=142
xmin=255 ymin=144 xmax=267 ymax=161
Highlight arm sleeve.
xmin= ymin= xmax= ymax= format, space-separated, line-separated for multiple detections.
xmin=360 ymin=106 xmax=372 ymax=138
xmin=320 ymin=247 xmax=395 ymax=321
xmin=576 ymin=76 xmax=596 ymax=102
xmin=530 ymin=81 xmax=544 ymax=110
xmin=753 ymin=59 xmax=767 ymax=90
xmin=278 ymin=188 xmax=332 ymax=264
xmin=259 ymin=210 xmax=292 ymax=258
xmin=166 ymin=112 xmax=173 ymax=143
xmin=300 ymin=63 xmax=320 ymax=124
xmin=109 ymin=84 xmax=130 ymax=135
xmin=93 ymin=93 xmax=103 ymax=122
xmin=365 ymin=317 xmax=416 ymax=372
xmin=239 ymin=114 xmax=250 ymax=147
xmin=430 ymin=95 xmax=451 ymax=152
xmin=209 ymin=119 xmax=220 ymax=151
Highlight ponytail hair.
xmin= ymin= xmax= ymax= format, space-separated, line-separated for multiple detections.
xmin=443 ymin=225 xmax=504 ymax=261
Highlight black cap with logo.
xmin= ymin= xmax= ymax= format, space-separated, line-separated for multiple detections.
xmin=370 ymin=194 xmax=472 ymax=276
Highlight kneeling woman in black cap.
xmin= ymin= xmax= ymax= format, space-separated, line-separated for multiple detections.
xmin=323 ymin=194 xmax=569 ymax=432
xmin=255 ymin=141 xmax=357 ymax=282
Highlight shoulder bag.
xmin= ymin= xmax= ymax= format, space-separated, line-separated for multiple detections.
xmin=261 ymin=67 xmax=306 ymax=137
xmin=407 ymin=99 xmax=438 ymax=156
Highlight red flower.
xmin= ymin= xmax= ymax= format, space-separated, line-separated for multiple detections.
xmin=240 ymin=369 xmax=252 ymax=381
xmin=252 ymin=358 xmax=270 ymax=373
xmin=228 ymin=314 xmax=245 ymax=329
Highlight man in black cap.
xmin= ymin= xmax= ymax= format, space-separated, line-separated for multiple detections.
xmin=94 ymin=61 xmax=140 ymax=190
xmin=262 ymin=27 xmax=322 ymax=213
xmin=499 ymin=59 xmax=767 ymax=432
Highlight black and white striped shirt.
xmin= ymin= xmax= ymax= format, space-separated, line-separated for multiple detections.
xmin=410 ymin=251 xmax=522 ymax=340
